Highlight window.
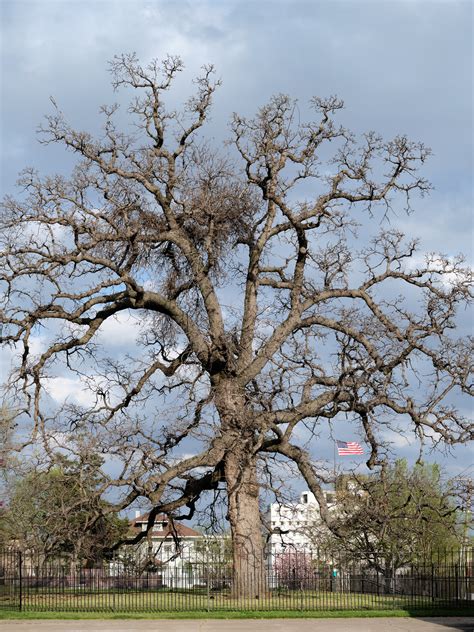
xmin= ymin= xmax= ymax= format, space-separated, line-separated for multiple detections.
xmin=302 ymin=493 xmax=308 ymax=504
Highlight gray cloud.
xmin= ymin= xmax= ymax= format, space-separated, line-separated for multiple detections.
xmin=1 ymin=0 xmax=472 ymax=476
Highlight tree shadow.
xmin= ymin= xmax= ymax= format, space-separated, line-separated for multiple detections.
xmin=412 ymin=615 xmax=474 ymax=631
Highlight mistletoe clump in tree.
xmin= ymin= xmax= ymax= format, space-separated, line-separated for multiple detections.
xmin=0 ymin=55 xmax=472 ymax=597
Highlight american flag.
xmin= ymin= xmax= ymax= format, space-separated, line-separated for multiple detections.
xmin=336 ymin=440 xmax=363 ymax=456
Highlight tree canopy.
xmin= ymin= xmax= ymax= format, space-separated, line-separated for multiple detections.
xmin=0 ymin=54 xmax=472 ymax=596
xmin=314 ymin=461 xmax=464 ymax=575
xmin=1 ymin=455 xmax=129 ymax=567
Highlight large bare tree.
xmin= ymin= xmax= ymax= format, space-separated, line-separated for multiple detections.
xmin=0 ymin=55 xmax=472 ymax=597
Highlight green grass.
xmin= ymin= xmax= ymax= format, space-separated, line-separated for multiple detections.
xmin=0 ymin=589 xmax=450 ymax=612
xmin=0 ymin=608 xmax=473 ymax=620
xmin=1 ymin=587 xmax=472 ymax=619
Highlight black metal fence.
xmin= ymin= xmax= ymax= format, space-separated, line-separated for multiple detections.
xmin=0 ymin=547 xmax=472 ymax=613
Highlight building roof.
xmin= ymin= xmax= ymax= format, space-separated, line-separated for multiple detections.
xmin=129 ymin=513 xmax=202 ymax=538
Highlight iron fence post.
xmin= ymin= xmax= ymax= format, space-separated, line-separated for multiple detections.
xmin=431 ymin=563 xmax=435 ymax=604
xmin=18 ymin=551 xmax=22 ymax=612
xmin=455 ymin=563 xmax=459 ymax=603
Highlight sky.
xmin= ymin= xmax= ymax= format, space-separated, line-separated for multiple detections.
xmin=0 ymin=0 xmax=473 ymax=495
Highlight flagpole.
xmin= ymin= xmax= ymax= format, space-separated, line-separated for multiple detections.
xmin=333 ymin=440 xmax=337 ymax=491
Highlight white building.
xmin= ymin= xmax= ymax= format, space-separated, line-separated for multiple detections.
xmin=111 ymin=512 xmax=224 ymax=588
xmin=265 ymin=490 xmax=336 ymax=558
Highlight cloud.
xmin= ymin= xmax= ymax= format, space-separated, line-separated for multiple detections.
xmin=1 ymin=0 xmax=472 ymax=476
xmin=395 ymin=196 xmax=473 ymax=262
xmin=28 ymin=335 xmax=48 ymax=357
xmin=404 ymin=251 xmax=473 ymax=290
xmin=96 ymin=311 xmax=142 ymax=348
xmin=381 ymin=429 xmax=415 ymax=449
xmin=43 ymin=371 xmax=131 ymax=409
xmin=43 ymin=376 xmax=97 ymax=408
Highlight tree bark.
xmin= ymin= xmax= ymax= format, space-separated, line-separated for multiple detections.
xmin=214 ymin=378 xmax=267 ymax=599
xmin=383 ymin=565 xmax=394 ymax=594
xmin=225 ymin=448 xmax=266 ymax=599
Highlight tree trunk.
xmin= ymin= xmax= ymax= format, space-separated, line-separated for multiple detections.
xmin=215 ymin=379 xmax=267 ymax=599
xmin=70 ymin=552 xmax=78 ymax=577
xmin=225 ymin=447 xmax=266 ymax=599
xmin=383 ymin=565 xmax=394 ymax=594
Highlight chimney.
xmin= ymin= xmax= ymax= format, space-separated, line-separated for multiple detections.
xmin=135 ymin=510 xmax=141 ymax=519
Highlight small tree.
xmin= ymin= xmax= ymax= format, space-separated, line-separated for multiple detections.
xmin=314 ymin=461 xmax=462 ymax=589
xmin=3 ymin=456 xmax=128 ymax=569
xmin=273 ymin=550 xmax=315 ymax=589
xmin=193 ymin=535 xmax=233 ymax=590
xmin=0 ymin=503 xmax=9 ymax=549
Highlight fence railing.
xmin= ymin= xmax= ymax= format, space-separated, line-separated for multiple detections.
xmin=0 ymin=547 xmax=472 ymax=612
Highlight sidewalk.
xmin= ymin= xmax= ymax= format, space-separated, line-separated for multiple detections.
xmin=0 ymin=618 xmax=473 ymax=631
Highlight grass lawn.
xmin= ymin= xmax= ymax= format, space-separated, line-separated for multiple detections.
xmin=0 ymin=590 xmax=443 ymax=612
xmin=1 ymin=589 xmax=471 ymax=618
